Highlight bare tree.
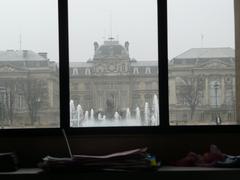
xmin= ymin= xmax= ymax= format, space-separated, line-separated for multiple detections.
xmin=178 ymin=74 xmax=204 ymax=120
xmin=5 ymin=80 xmax=17 ymax=125
xmin=0 ymin=79 xmax=17 ymax=125
xmin=0 ymin=91 xmax=6 ymax=128
xmin=19 ymin=76 xmax=45 ymax=125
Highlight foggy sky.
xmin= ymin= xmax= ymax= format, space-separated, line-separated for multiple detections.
xmin=0 ymin=0 xmax=59 ymax=61
xmin=0 ymin=0 xmax=234 ymax=62
xmin=69 ymin=0 xmax=158 ymax=61
xmin=168 ymin=0 xmax=235 ymax=60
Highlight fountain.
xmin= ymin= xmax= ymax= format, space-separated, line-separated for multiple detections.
xmin=144 ymin=102 xmax=150 ymax=126
xmin=90 ymin=109 xmax=94 ymax=121
xmin=114 ymin=112 xmax=120 ymax=121
xmin=70 ymin=100 xmax=75 ymax=126
xmin=102 ymin=115 xmax=106 ymax=121
xmin=152 ymin=94 xmax=159 ymax=125
xmin=69 ymin=94 xmax=159 ymax=127
xmin=77 ymin=104 xmax=83 ymax=127
xmin=135 ymin=107 xmax=141 ymax=122
xmin=98 ymin=113 xmax=102 ymax=121
xmin=150 ymin=114 xmax=156 ymax=126
xmin=126 ymin=108 xmax=131 ymax=120
xmin=84 ymin=111 xmax=89 ymax=121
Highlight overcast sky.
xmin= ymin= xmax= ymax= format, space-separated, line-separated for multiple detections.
xmin=0 ymin=0 xmax=234 ymax=62
xmin=168 ymin=0 xmax=235 ymax=59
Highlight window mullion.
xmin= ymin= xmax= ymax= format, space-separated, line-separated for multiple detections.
xmin=158 ymin=0 xmax=169 ymax=127
xmin=59 ymin=0 xmax=70 ymax=129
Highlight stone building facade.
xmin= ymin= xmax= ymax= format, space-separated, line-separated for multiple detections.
xmin=169 ymin=48 xmax=236 ymax=125
xmin=0 ymin=50 xmax=59 ymax=127
xmin=70 ymin=40 xmax=236 ymax=124
xmin=0 ymin=42 xmax=235 ymax=127
xmin=70 ymin=39 xmax=159 ymax=119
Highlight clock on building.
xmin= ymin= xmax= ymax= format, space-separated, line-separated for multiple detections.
xmin=108 ymin=64 xmax=116 ymax=72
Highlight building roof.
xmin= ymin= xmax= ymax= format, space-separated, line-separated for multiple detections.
xmin=69 ymin=61 xmax=158 ymax=68
xmin=173 ymin=47 xmax=235 ymax=59
xmin=94 ymin=39 xmax=129 ymax=60
xmin=131 ymin=61 xmax=158 ymax=67
xmin=0 ymin=50 xmax=47 ymax=61
xmin=70 ymin=62 xmax=93 ymax=68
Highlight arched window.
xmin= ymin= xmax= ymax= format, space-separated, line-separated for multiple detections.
xmin=72 ymin=68 xmax=78 ymax=76
xmin=209 ymin=80 xmax=221 ymax=106
xmin=122 ymin=64 xmax=126 ymax=72
xmin=133 ymin=67 xmax=139 ymax=74
xmin=145 ymin=67 xmax=151 ymax=74
xmin=85 ymin=68 xmax=91 ymax=75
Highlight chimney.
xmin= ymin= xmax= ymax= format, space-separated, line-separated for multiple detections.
xmin=94 ymin=42 xmax=99 ymax=52
xmin=23 ymin=50 xmax=28 ymax=58
xmin=38 ymin=52 xmax=48 ymax=60
xmin=125 ymin=41 xmax=129 ymax=52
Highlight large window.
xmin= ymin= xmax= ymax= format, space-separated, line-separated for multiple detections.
xmin=1 ymin=0 xmax=239 ymax=131
xmin=168 ymin=0 xmax=236 ymax=125
xmin=0 ymin=0 xmax=59 ymax=128
xmin=69 ymin=0 xmax=159 ymax=127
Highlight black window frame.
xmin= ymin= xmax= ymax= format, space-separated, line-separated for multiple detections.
xmin=0 ymin=0 xmax=239 ymax=136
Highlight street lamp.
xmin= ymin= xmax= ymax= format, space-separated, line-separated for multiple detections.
xmin=36 ymin=97 xmax=41 ymax=103
xmin=0 ymin=88 xmax=6 ymax=128
xmin=36 ymin=97 xmax=41 ymax=124
xmin=214 ymin=81 xmax=221 ymax=125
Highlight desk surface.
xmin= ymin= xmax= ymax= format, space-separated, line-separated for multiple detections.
xmin=0 ymin=168 xmax=42 ymax=175
xmin=158 ymin=166 xmax=240 ymax=171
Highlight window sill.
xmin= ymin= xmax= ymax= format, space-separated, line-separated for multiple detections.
xmin=1 ymin=167 xmax=240 ymax=179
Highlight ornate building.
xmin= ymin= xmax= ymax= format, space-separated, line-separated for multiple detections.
xmin=169 ymin=48 xmax=236 ymax=125
xmin=70 ymin=39 xmax=159 ymax=119
xmin=0 ymin=50 xmax=59 ymax=127
xmin=0 ymin=42 xmax=235 ymax=127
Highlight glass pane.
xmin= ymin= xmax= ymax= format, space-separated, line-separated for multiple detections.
xmin=69 ymin=0 xmax=159 ymax=127
xmin=0 ymin=0 xmax=59 ymax=128
xmin=168 ymin=0 xmax=236 ymax=125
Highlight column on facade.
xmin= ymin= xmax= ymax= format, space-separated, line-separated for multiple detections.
xmin=99 ymin=91 xmax=104 ymax=110
xmin=129 ymin=79 xmax=133 ymax=110
xmin=221 ymin=76 xmax=225 ymax=105
xmin=204 ymin=77 xmax=209 ymax=105
xmin=118 ymin=90 xmax=121 ymax=109
xmin=169 ymin=77 xmax=177 ymax=105
xmin=139 ymin=81 xmax=145 ymax=109
xmin=98 ymin=91 xmax=101 ymax=109
xmin=48 ymin=80 xmax=54 ymax=108
xmin=140 ymin=93 xmax=145 ymax=109
xmin=233 ymin=76 xmax=236 ymax=103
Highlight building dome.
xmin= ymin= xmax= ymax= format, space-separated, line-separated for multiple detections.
xmin=93 ymin=39 xmax=129 ymax=60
